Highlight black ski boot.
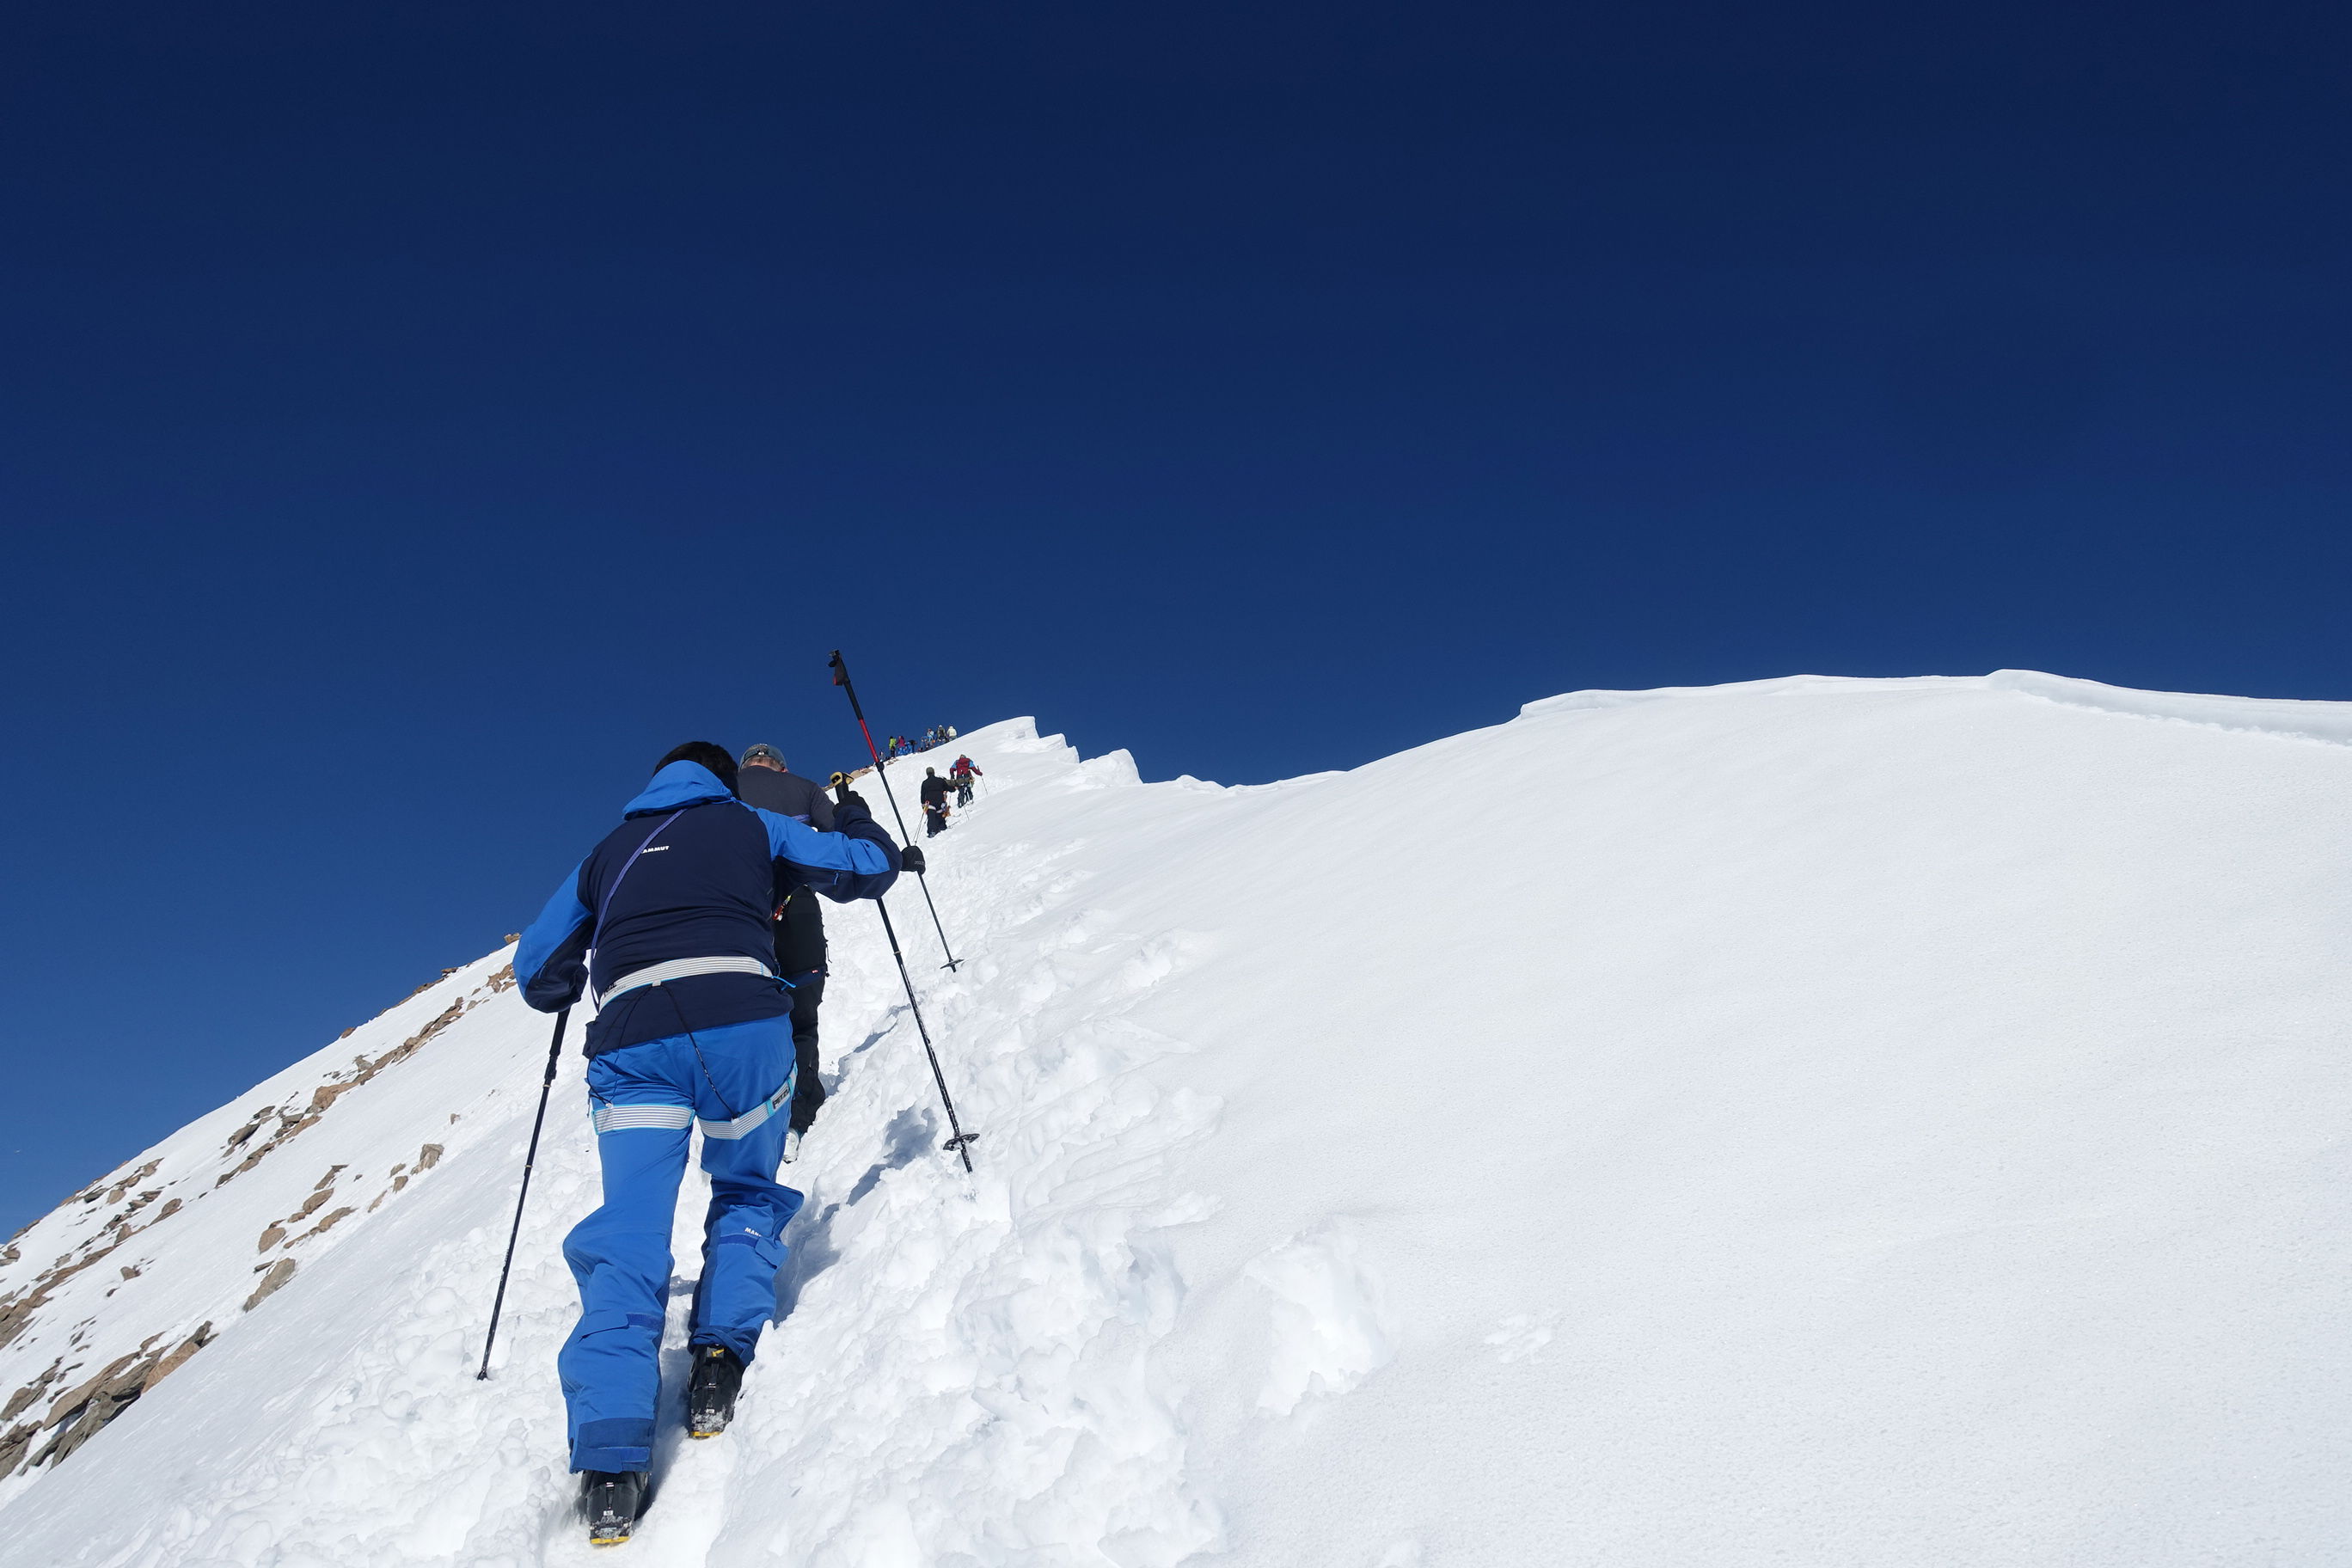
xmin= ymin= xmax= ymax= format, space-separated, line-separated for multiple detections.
xmin=581 ymin=1469 xmax=646 ymax=1547
xmin=687 ymin=1344 xmax=744 ymax=1438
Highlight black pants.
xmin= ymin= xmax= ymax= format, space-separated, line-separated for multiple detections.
xmin=925 ymin=804 xmax=947 ymax=836
xmin=784 ymin=969 xmax=826 ymax=1134
xmin=955 ymin=781 xmax=973 ymax=806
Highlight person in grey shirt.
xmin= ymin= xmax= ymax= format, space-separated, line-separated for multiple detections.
xmin=737 ymin=744 xmax=836 ymax=1160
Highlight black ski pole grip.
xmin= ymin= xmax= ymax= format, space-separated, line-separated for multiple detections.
xmin=829 ymin=650 xmax=867 ymax=721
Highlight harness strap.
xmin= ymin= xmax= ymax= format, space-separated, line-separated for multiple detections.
xmin=699 ymin=1079 xmax=792 ymax=1142
xmin=589 ymin=1076 xmax=791 ymax=1140
xmin=596 ymin=954 xmax=776 ymax=1009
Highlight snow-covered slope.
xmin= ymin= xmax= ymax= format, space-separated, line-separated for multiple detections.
xmin=4 ymin=674 xmax=2349 ymax=1565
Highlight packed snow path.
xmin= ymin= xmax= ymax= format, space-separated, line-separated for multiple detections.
xmin=4 ymin=675 xmax=2351 ymax=1565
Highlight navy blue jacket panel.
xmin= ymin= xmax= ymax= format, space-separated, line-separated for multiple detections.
xmin=516 ymin=762 xmax=901 ymax=1057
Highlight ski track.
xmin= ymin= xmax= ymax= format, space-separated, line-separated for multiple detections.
xmin=5 ymin=679 xmax=2352 ymax=1565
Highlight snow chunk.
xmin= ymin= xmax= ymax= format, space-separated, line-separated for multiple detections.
xmin=1245 ymin=1219 xmax=1397 ymax=1416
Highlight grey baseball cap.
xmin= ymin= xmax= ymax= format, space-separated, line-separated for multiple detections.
xmin=740 ymin=744 xmax=786 ymax=767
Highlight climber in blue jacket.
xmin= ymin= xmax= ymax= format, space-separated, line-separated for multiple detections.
xmin=513 ymin=740 xmax=922 ymax=1542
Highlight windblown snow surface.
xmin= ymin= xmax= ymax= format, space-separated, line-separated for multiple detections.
xmin=4 ymin=672 xmax=2351 ymax=1565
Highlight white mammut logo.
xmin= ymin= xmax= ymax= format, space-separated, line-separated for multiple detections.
xmin=640 ymin=846 xmax=671 ymax=854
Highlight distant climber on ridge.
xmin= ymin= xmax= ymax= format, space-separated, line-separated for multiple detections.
xmin=950 ymin=753 xmax=981 ymax=807
xmin=734 ymin=744 xmax=837 ymax=1161
xmin=920 ymin=765 xmax=954 ymax=836
xmin=512 ymin=740 xmax=916 ymax=1546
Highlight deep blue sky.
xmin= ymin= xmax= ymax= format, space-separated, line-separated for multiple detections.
xmin=5 ymin=1 xmax=2349 ymax=1232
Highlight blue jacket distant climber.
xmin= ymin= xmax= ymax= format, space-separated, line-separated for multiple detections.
xmin=513 ymin=740 xmax=916 ymax=1540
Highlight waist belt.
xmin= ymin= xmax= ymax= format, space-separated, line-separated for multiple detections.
xmin=596 ymin=955 xmax=775 ymax=1009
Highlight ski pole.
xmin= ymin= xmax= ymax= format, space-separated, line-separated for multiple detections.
xmin=830 ymin=775 xmax=978 ymax=1172
xmin=477 ymin=1005 xmax=569 ymax=1380
xmin=828 ymin=649 xmax=964 ymax=971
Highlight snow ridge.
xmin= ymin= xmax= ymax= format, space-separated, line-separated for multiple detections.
xmin=5 ymin=686 xmax=2352 ymax=1565
xmin=1523 ymin=667 xmax=2352 ymax=749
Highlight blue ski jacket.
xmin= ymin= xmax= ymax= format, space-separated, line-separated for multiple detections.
xmin=516 ymin=761 xmax=901 ymax=1057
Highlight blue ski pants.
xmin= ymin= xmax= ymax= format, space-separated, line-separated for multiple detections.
xmin=558 ymin=1014 xmax=804 ymax=1473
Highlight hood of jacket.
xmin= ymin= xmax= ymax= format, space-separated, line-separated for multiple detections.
xmin=623 ymin=760 xmax=737 ymax=817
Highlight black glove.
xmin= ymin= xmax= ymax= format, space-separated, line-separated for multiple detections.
xmin=833 ymin=790 xmax=870 ymax=822
xmin=898 ymin=844 xmax=927 ymax=876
